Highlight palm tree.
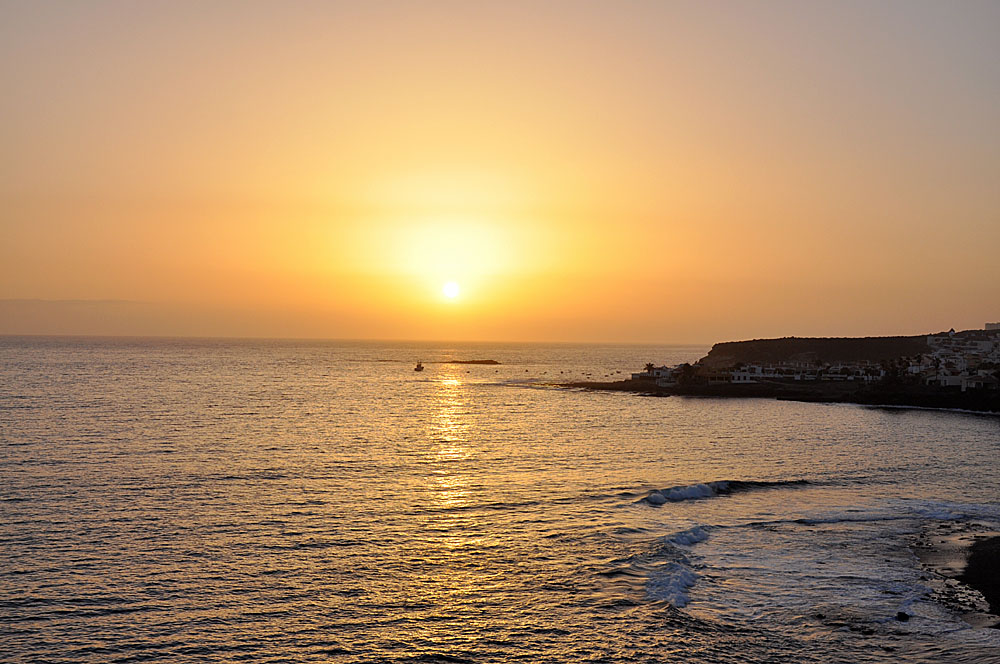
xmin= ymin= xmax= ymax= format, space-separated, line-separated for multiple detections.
xmin=644 ymin=362 xmax=655 ymax=374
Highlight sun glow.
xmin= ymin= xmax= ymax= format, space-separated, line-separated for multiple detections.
xmin=442 ymin=281 xmax=460 ymax=299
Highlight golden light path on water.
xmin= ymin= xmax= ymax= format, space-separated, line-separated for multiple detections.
xmin=430 ymin=368 xmax=472 ymax=512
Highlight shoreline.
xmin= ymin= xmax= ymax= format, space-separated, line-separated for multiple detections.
xmin=559 ymin=379 xmax=1000 ymax=414
xmin=962 ymin=536 xmax=1000 ymax=619
xmin=912 ymin=523 xmax=1000 ymax=629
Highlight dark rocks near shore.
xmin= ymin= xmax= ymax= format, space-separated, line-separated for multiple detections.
xmin=561 ymin=378 xmax=1000 ymax=413
xmin=913 ymin=523 xmax=1000 ymax=629
xmin=960 ymin=536 xmax=1000 ymax=618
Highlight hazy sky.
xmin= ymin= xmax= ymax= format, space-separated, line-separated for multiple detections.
xmin=2 ymin=1 xmax=998 ymax=342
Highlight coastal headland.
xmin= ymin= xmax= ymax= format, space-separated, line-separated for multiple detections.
xmin=563 ymin=328 xmax=1000 ymax=413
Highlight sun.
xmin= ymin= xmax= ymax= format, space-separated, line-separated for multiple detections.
xmin=442 ymin=281 xmax=460 ymax=299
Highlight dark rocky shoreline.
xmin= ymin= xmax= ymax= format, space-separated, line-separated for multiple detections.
xmin=962 ymin=536 xmax=1000 ymax=619
xmin=560 ymin=379 xmax=1000 ymax=414
xmin=912 ymin=523 xmax=1000 ymax=628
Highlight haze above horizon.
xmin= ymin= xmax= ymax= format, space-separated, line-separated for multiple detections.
xmin=2 ymin=1 xmax=998 ymax=343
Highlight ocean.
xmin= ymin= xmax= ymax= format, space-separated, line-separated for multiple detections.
xmin=2 ymin=337 xmax=999 ymax=663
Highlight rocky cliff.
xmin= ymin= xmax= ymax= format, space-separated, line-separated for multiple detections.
xmin=698 ymin=335 xmax=931 ymax=369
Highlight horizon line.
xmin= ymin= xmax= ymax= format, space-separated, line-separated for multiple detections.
xmin=0 ymin=332 xmax=714 ymax=347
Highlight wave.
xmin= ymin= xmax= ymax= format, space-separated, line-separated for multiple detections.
xmin=640 ymin=479 xmax=809 ymax=506
xmin=646 ymin=562 xmax=700 ymax=608
xmin=599 ymin=526 xmax=710 ymax=608
xmin=665 ymin=526 xmax=710 ymax=547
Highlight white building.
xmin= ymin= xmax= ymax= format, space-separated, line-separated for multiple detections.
xmin=632 ymin=366 xmax=678 ymax=383
xmin=962 ymin=374 xmax=999 ymax=392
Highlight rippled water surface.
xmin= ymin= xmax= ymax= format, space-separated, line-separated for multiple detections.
xmin=2 ymin=337 xmax=999 ymax=663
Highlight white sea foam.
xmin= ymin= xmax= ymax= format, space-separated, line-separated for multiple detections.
xmin=646 ymin=562 xmax=699 ymax=607
xmin=642 ymin=527 xmax=710 ymax=607
xmin=642 ymin=481 xmax=727 ymax=505
xmin=641 ymin=479 xmax=808 ymax=506
xmin=667 ymin=526 xmax=710 ymax=547
xmin=664 ymin=483 xmax=717 ymax=501
xmin=646 ymin=492 xmax=667 ymax=505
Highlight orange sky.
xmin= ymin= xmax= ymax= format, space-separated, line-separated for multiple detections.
xmin=2 ymin=1 xmax=999 ymax=343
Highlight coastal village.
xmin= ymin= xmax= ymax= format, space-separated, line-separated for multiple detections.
xmin=632 ymin=324 xmax=1000 ymax=394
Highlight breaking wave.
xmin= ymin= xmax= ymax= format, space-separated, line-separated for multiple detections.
xmin=600 ymin=527 xmax=710 ymax=608
xmin=640 ymin=479 xmax=809 ymax=506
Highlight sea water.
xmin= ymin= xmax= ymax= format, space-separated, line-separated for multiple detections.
xmin=2 ymin=337 xmax=999 ymax=663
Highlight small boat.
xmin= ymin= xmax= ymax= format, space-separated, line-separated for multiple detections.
xmin=414 ymin=362 xmax=424 ymax=372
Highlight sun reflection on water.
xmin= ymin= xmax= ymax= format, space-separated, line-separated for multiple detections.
xmin=428 ymin=367 xmax=472 ymax=509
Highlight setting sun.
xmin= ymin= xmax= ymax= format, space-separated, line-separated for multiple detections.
xmin=442 ymin=281 xmax=460 ymax=300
